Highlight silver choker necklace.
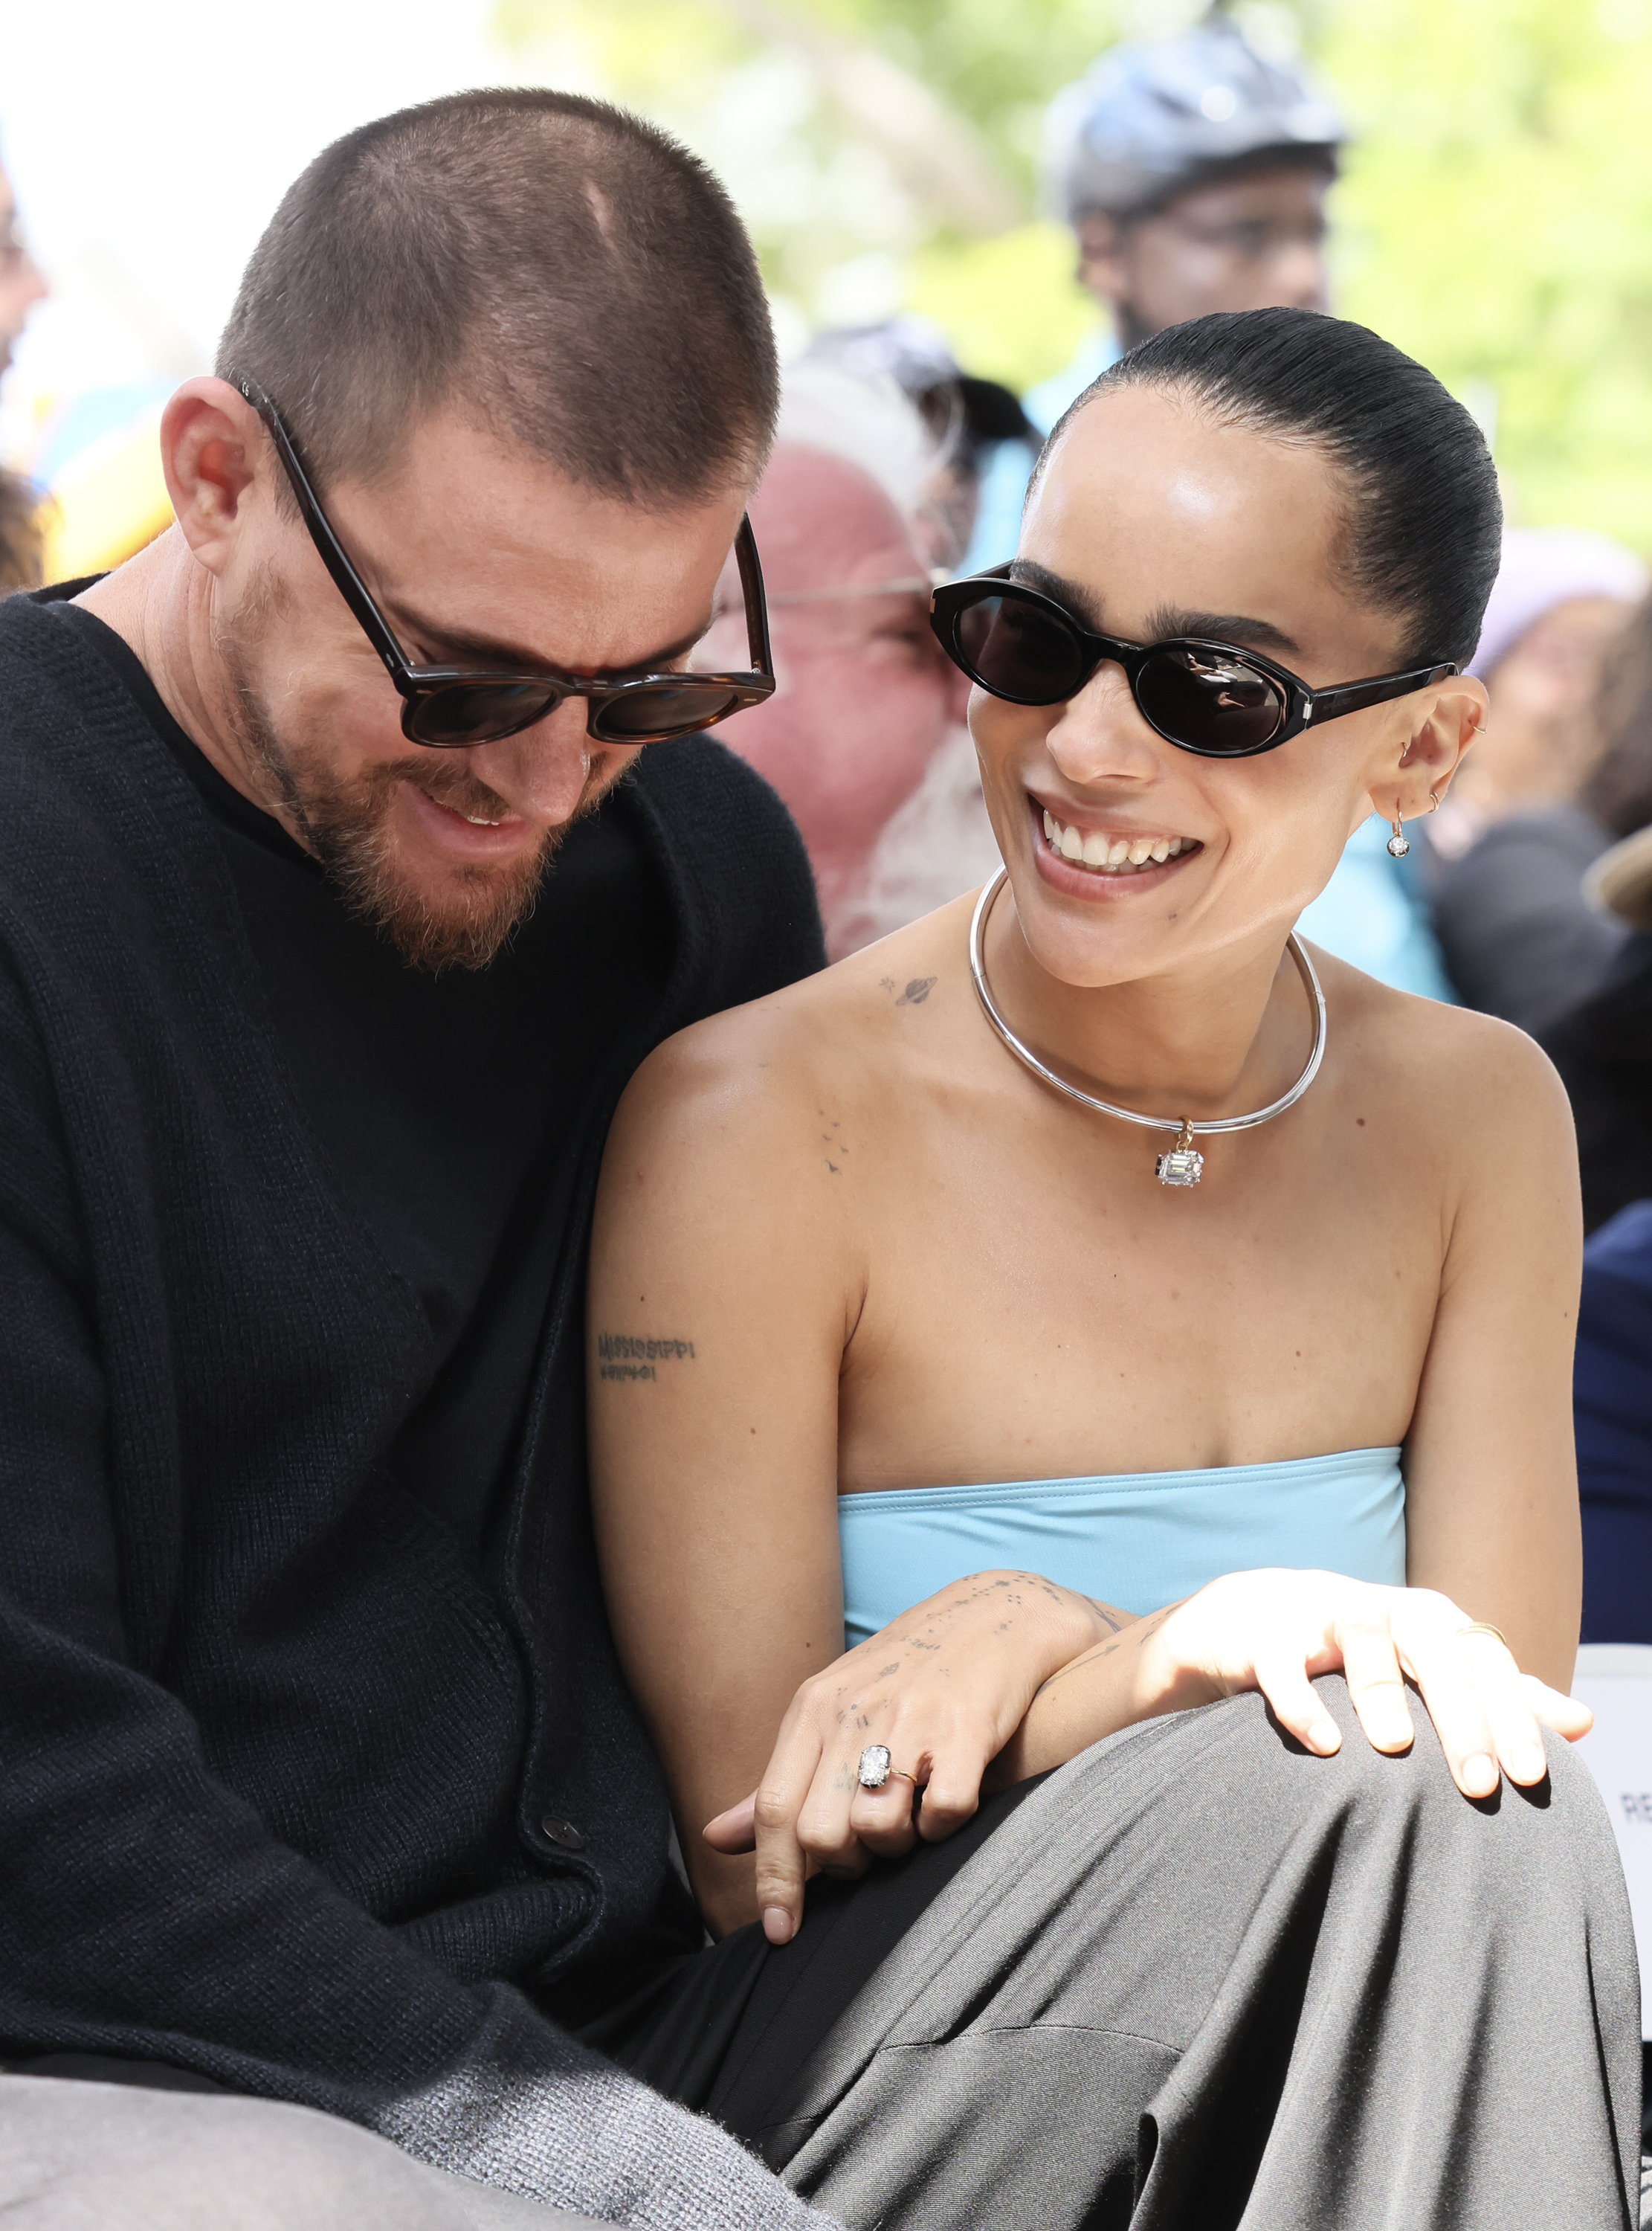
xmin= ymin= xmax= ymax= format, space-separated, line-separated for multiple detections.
xmin=968 ymin=866 xmax=1328 ymax=1187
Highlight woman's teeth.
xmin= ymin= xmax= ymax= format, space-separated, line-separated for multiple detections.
xmin=1042 ymin=810 xmax=1187 ymax=874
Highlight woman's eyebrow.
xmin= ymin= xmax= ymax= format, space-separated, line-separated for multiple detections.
xmin=1007 ymin=558 xmax=1103 ymax=627
xmin=1007 ymin=561 xmax=1300 ymax=657
xmin=384 ymin=599 xmax=716 ymax=675
xmin=1143 ymin=605 xmax=1300 ymax=656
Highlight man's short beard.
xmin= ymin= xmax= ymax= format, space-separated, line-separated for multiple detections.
xmin=218 ymin=585 xmax=575 ymax=974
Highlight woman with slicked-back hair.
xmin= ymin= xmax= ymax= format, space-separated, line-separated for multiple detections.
xmin=589 ymin=308 xmax=1639 ymax=2228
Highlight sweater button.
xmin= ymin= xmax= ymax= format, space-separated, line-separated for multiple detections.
xmin=541 ymin=1815 xmax=585 ymax=1850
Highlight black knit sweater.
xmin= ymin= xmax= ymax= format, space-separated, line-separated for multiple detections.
xmin=0 ymin=594 xmax=833 ymax=2227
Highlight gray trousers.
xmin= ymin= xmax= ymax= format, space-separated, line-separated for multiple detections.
xmin=0 ymin=2073 xmax=601 ymax=2229
xmin=732 ymin=1681 xmax=1642 ymax=2228
xmin=0 ymin=1681 xmax=1640 ymax=2229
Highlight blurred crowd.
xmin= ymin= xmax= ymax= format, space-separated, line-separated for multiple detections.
xmin=4 ymin=13 xmax=1652 ymax=1642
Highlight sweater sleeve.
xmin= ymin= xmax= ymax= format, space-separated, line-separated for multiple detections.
xmin=0 ymin=962 xmax=838 ymax=2231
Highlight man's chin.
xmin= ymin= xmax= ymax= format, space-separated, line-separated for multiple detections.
xmin=309 ymin=803 xmax=561 ymax=973
xmin=368 ymin=854 xmax=555 ymax=973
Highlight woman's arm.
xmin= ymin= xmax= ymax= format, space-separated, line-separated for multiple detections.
xmin=587 ymin=1010 xmax=1113 ymax=1937
xmin=587 ymin=1014 xmax=850 ymax=1937
xmin=1398 ymin=1021 xmax=1584 ymax=1689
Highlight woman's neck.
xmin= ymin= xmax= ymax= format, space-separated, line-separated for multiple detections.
xmin=984 ymin=891 xmax=1312 ymax=1124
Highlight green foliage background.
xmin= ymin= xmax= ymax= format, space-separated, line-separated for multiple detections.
xmin=497 ymin=0 xmax=1652 ymax=547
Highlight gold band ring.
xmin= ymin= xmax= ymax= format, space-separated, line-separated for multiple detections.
xmin=888 ymin=1768 xmax=920 ymax=1788
xmin=1459 ymin=1621 xmax=1509 ymax=1649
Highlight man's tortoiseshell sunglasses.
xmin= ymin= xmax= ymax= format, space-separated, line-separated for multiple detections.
xmin=233 ymin=371 xmax=777 ymax=750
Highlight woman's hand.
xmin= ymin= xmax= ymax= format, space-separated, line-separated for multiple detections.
xmin=1126 ymin=1568 xmax=1591 ymax=1794
xmin=702 ymin=1568 xmax=1135 ymax=1944
xmin=706 ymin=1568 xmax=1593 ymax=1948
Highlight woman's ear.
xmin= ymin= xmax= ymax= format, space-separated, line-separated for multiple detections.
xmin=158 ymin=376 xmax=267 ymax=579
xmin=1368 ymin=677 xmax=1489 ymax=828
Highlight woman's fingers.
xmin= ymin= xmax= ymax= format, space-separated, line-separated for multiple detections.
xmin=847 ymin=1771 xmax=923 ymax=1858
xmin=751 ymin=1731 xmax=827 ymax=1945
xmin=1526 ymin=1675 xmax=1593 ymax=1742
xmin=1250 ymin=1649 xmax=1342 ymax=1756
xmin=1398 ymin=1626 xmax=1502 ymax=1797
xmin=1454 ymin=1629 xmax=1549 ymax=1786
xmin=702 ymin=1791 xmax=757 ymax=1853
xmin=1336 ymin=1616 xmax=1416 ymax=1756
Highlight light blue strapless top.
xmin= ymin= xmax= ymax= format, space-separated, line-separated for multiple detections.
xmin=838 ymin=1446 xmax=1405 ymax=1648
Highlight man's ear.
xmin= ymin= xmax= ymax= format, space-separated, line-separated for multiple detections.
xmin=1367 ymin=677 xmax=1489 ymax=830
xmin=158 ymin=376 xmax=270 ymax=578
xmin=1073 ymin=212 xmax=1130 ymax=315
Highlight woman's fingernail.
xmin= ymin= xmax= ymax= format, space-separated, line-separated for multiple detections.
xmin=1463 ymin=1753 xmax=1497 ymax=1794
xmin=1511 ymin=1745 xmax=1546 ymax=1782
xmin=762 ymin=1906 xmax=795 ymax=1945
xmin=1311 ymin=1720 xmax=1340 ymax=1752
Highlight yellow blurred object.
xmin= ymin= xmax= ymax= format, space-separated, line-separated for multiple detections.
xmin=39 ymin=406 xmax=174 ymax=582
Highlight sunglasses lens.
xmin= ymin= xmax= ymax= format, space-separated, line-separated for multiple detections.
xmin=1135 ymin=648 xmax=1285 ymax=756
xmin=407 ymin=681 xmax=562 ymax=747
xmin=589 ymin=682 xmax=744 ymax=743
xmin=953 ymin=592 xmax=1089 ymax=705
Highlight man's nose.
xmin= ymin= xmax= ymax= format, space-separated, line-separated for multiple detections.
xmin=459 ymin=694 xmax=613 ymax=825
xmin=1268 ymin=242 xmax=1329 ymax=313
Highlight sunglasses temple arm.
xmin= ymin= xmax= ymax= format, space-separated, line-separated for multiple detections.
xmin=734 ymin=515 xmax=775 ymax=680
xmin=231 ymin=369 xmax=411 ymax=684
xmin=1306 ymin=663 xmax=1459 ymax=725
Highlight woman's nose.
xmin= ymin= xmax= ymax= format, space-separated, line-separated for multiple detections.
xmin=1043 ymin=663 xmax=1164 ymax=788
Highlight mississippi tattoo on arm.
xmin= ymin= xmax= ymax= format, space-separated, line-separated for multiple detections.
xmin=595 ymin=1330 xmax=697 ymax=1385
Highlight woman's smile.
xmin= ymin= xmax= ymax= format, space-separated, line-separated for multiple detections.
xmin=1028 ymin=791 xmax=1204 ymax=898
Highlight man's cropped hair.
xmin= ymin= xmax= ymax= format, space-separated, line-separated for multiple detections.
xmin=216 ymin=89 xmax=778 ymax=506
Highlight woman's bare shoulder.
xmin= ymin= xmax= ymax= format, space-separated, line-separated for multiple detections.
xmin=609 ymin=893 xmax=981 ymax=1173
xmin=1307 ymin=943 xmax=1575 ymax=1151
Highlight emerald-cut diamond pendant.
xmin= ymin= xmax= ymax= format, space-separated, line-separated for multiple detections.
xmin=1155 ymin=1121 xmax=1203 ymax=1186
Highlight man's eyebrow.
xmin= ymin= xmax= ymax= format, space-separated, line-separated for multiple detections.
xmin=384 ymin=599 xmax=717 ymax=675
xmin=1005 ymin=561 xmax=1299 ymax=657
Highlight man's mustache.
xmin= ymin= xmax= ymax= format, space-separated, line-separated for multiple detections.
xmin=380 ymin=758 xmax=518 ymax=825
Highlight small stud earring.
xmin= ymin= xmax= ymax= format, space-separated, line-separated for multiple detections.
xmin=1387 ymin=814 xmax=1410 ymax=859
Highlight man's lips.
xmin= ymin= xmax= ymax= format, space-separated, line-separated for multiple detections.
xmin=401 ymin=779 xmax=539 ymax=863
xmin=1028 ymin=793 xmax=1202 ymax=899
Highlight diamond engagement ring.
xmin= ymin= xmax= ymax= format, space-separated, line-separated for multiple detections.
xmin=857 ymin=1745 xmax=893 ymax=1789
xmin=857 ymin=1745 xmax=918 ymax=1792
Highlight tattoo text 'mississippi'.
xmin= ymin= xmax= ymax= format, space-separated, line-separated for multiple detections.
xmin=595 ymin=1330 xmax=697 ymax=1385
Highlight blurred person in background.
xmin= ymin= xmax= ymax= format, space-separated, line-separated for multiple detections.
xmin=967 ymin=13 xmax=1343 ymax=576
xmin=1422 ymin=528 xmax=1646 ymax=1033
xmin=804 ymin=316 xmax=1038 ymax=573
xmin=706 ymin=363 xmax=987 ymax=957
xmin=1549 ymin=826 xmax=1652 ymax=1644
xmin=0 ymin=158 xmax=48 ymax=590
xmin=1537 ymin=593 xmax=1652 ymax=1232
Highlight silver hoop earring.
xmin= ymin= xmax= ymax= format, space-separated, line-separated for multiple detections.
xmin=1387 ymin=814 xmax=1410 ymax=859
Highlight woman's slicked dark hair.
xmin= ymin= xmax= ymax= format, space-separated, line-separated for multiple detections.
xmin=216 ymin=89 xmax=778 ymax=505
xmin=1043 ymin=307 xmax=1503 ymax=670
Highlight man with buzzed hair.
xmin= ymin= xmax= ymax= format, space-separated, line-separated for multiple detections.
xmin=0 ymin=89 xmax=833 ymax=2230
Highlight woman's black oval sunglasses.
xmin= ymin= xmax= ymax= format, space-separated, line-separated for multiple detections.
xmin=929 ymin=567 xmax=1456 ymax=760
xmin=232 ymin=370 xmax=776 ymax=750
